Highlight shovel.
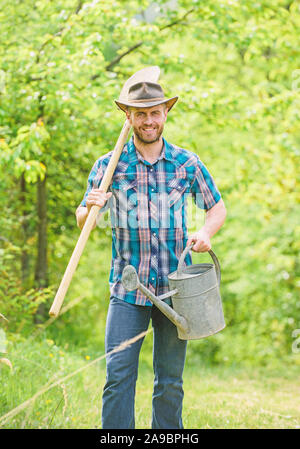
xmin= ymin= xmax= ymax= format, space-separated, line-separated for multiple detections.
xmin=49 ymin=66 xmax=160 ymax=317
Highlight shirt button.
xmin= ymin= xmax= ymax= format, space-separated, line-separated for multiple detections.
xmin=153 ymin=232 xmax=156 ymax=236
xmin=152 ymin=277 xmax=155 ymax=281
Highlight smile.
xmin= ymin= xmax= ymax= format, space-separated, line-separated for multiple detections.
xmin=142 ymin=128 xmax=156 ymax=133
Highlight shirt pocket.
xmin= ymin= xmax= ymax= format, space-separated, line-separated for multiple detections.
xmin=167 ymin=177 xmax=191 ymax=208
xmin=111 ymin=174 xmax=138 ymax=210
xmin=111 ymin=174 xmax=138 ymax=229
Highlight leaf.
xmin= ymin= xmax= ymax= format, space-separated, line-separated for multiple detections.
xmin=0 ymin=313 xmax=9 ymax=322
xmin=17 ymin=125 xmax=30 ymax=134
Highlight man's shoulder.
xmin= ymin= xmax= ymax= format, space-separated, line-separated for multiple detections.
xmin=94 ymin=150 xmax=114 ymax=167
xmin=92 ymin=144 xmax=131 ymax=178
xmin=94 ymin=142 xmax=131 ymax=166
xmin=166 ymin=141 xmax=200 ymax=166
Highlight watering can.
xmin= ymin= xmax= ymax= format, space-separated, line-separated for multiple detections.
xmin=121 ymin=244 xmax=226 ymax=340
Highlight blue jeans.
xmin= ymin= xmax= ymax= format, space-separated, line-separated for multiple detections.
xmin=101 ymin=297 xmax=187 ymax=429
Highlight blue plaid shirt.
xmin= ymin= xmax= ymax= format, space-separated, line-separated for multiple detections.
xmin=80 ymin=136 xmax=221 ymax=306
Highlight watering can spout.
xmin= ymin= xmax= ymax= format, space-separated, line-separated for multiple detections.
xmin=121 ymin=265 xmax=189 ymax=334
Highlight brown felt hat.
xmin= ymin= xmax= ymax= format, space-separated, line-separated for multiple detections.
xmin=115 ymin=81 xmax=178 ymax=112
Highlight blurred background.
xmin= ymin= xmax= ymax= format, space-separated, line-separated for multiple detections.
xmin=0 ymin=0 xmax=299 ymax=428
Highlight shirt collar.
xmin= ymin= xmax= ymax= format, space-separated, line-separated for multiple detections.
xmin=162 ymin=137 xmax=175 ymax=162
xmin=127 ymin=136 xmax=174 ymax=165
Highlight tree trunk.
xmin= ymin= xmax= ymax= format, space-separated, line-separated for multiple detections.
xmin=35 ymin=174 xmax=48 ymax=287
xmin=20 ymin=173 xmax=30 ymax=284
xmin=34 ymin=173 xmax=48 ymax=323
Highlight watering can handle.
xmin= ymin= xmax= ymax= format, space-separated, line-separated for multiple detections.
xmin=177 ymin=244 xmax=221 ymax=286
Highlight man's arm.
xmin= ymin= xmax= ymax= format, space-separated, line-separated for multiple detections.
xmin=76 ymin=189 xmax=112 ymax=230
xmin=187 ymin=198 xmax=226 ymax=252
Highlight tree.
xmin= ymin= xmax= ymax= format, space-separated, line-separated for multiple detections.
xmin=0 ymin=0 xmax=299 ymax=364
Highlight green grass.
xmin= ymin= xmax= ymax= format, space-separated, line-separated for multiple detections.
xmin=1 ymin=333 xmax=299 ymax=429
xmin=1 ymin=236 xmax=299 ymax=429
xmin=181 ymin=366 xmax=300 ymax=429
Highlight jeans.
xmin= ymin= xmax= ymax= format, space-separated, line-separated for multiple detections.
xmin=101 ymin=297 xmax=187 ymax=429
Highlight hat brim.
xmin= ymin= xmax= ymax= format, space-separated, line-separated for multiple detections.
xmin=115 ymin=96 xmax=178 ymax=113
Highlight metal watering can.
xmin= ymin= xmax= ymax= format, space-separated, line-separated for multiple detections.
xmin=121 ymin=244 xmax=226 ymax=340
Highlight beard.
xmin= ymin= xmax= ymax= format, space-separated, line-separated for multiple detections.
xmin=133 ymin=123 xmax=164 ymax=144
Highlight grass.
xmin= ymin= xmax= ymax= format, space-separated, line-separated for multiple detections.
xmin=181 ymin=366 xmax=300 ymax=429
xmin=1 ymin=237 xmax=299 ymax=429
xmin=0 ymin=332 xmax=299 ymax=429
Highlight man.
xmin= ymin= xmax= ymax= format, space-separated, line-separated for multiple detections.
xmin=76 ymin=81 xmax=226 ymax=429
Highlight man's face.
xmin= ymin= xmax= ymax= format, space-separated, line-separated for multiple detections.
xmin=126 ymin=104 xmax=168 ymax=144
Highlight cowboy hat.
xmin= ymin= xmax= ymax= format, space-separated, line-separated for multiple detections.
xmin=115 ymin=81 xmax=178 ymax=112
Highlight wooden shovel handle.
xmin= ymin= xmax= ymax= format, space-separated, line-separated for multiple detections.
xmin=49 ymin=120 xmax=131 ymax=317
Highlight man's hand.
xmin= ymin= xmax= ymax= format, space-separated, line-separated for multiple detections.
xmin=86 ymin=188 xmax=112 ymax=213
xmin=187 ymin=229 xmax=211 ymax=252
xmin=187 ymin=200 xmax=227 ymax=252
xmin=76 ymin=189 xmax=112 ymax=230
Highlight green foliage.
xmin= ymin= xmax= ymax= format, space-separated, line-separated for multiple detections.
xmin=0 ymin=0 xmax=299 ymax=369
xmin=0 ymin=241 xmax=54 ymax=334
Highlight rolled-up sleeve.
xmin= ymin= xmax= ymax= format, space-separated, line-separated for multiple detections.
xmin=80 ymin=158 xmax=110 ymax=214
xmin=190 ymin=156 xmax=221 ymax=210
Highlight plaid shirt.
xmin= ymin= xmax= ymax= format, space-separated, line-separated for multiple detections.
xmin=80 ymin=136 xmax=221 ymax=306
